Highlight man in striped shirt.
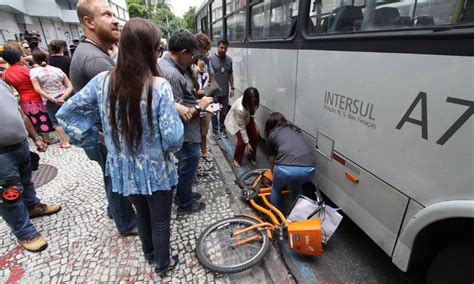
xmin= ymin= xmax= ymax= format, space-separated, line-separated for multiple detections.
xmin=159 ymin=29 xmax=213 ymax=214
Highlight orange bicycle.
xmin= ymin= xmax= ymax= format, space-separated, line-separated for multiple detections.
xmin=196 ymin=169 xmax=323 ymax=274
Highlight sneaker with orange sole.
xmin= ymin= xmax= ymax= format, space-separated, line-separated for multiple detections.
xmin=28 ymin=203 xmax=61 ymax=219
xmin=18 ymin=234 xmax=48 ymax=252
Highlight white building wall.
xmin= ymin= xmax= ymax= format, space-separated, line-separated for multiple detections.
xmin=0 ymin=0 xmax=120 ymax=46
xmin=0 ymin=11 xmax=21 ymax=44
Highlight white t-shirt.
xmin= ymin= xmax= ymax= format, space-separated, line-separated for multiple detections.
xmin=30 ymin=65 xmax=66 ymax=99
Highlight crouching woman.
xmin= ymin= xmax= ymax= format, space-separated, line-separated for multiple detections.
xmin=264 ymin=112 xmax=316 ymax=209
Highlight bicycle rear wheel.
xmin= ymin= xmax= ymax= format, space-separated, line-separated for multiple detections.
xmin=196 ymin=216 xmax=271 ymax=274
xmin=237 ymin=168 xmax=271 ymax=189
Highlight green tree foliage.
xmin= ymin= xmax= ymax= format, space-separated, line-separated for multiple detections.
xmin=127 ymin=0 xmax=147 ymax=18
xmin=183 ymin=6 xmax=196 ymax=33
xmin=126 ymin=0 xmax=189 ymax=38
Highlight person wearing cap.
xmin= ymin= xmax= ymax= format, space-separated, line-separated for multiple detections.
xmin=158 ymin=29 xmax=213 ymax=214
xmin=0 ymin=76 xmax=61 ymax=253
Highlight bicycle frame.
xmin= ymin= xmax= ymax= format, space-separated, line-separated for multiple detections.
xmin=234 ymin=169 xmax=323 ymax=256
xmin=233 ymin=170 xmax=289 ymax=238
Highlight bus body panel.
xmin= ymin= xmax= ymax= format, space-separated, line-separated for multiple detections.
xmin=294 ymin=49 xmax=473 ymax=207
xmin=227 ymin=48 xmax=249 ymax=97
xmin=316 ymin=148 xmax=409 ymax=255
xmin=247 ymin=48 xmax=298 ymax=123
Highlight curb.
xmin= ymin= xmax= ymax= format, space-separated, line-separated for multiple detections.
xmin=208 ymin=138 xmax=296 ymax=284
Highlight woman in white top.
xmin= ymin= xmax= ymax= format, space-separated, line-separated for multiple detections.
xmin=30 ymin=50 xmax=73 ymax=148
xmin=224 ymin=87 xmax=260 ymax=167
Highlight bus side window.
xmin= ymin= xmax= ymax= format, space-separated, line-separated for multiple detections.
xmin=461 ymin=0 xmax=474 ymax=23
xmin=414 ymin=16 xmax=435 ymax=27
xmin=306 ymin=0 xmax=472 ymax=36
xmin=250 ymin=0 xmax=299 ymax=40
xmin=373 ymin=7 xmax=401 ymax=29
xmin=327 ymin=6 xmax=364 ymax=33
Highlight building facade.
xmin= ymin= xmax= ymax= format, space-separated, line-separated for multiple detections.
xmin=0 ymin=0 xmax=129 ymax=46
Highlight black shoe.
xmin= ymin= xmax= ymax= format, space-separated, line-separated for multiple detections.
xmin=156 ymin=255 xmax=179 ymax=277
xmin=173 ymin=192 xmax=202 ymax=205
xmin=120 ymin=227 xmax=138 ymax=237
xmin=145 ymin=257 xmax=154 ymax=265
xmin=178 ymin=201 xmax=206 ymax=214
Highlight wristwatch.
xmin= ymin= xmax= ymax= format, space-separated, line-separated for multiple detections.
xmin=231 ymin=87 xmax=235 ymax=90
xmin=194 ymin=105 xmax=202 ymax=112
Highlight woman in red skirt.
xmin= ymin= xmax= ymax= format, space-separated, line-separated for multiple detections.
xmin=1 ymin=49 xmax=55 ymax=142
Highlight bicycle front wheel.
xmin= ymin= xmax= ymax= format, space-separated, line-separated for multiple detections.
xmin=196 ymin=216 xmax=271 ymax=274
xmin=238 ymin=168 xmax=271 ymax=189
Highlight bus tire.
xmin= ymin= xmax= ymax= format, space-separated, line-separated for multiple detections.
xmin=426 ymin=241 xmax=473 ymax=284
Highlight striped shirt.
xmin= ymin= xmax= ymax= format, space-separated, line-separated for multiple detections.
xmin=158 ymin=52 xmax=200 ymax=143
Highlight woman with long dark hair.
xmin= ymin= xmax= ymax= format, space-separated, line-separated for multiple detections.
xmin=57 ymin=18 xmax=183 ymax=276
xmin=224 ymin=87 xmax=260 ymax=167
xmin=264 ymin=112 xmax=316 ymax=209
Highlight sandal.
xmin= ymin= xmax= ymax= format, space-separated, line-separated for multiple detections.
xmin=59 ymin=143 xmax=71 ymax=149
xmin=233 ymin=160 xmax=241 ymax=168
xmin=156 ymin=255 xmax=179 ymax=277
xmin=249 ymin=160 xmax=257 ymax=166
xmin=201 ymin=153 xmax=212 ymax=162
xmin=44 ymin=139 xmax=59 ymax=145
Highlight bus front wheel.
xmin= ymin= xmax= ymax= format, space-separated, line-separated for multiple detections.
xmin=426 ymin=241 xmax=473 ymax=284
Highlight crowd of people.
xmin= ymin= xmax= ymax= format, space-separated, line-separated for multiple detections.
xmin=0 ymin=0 xmax=316 ymax=278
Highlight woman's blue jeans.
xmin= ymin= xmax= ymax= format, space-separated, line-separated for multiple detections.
xmin=271 ymin=165 xmax=316 ymax=209
xmin=83 ymin=143 xmax=137 ymax=234
xmin=0 ymin=142 xmax=40 ymax=240
xmin=128 ymin=189 xmax=174 ymax=272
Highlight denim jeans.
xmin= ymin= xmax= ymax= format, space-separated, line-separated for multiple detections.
xmin=83 ymin=143 xmax=137 ymax=234
xmin=174 ymin=142 xmax=200 ymax=208
xmin=271 ymin=165 xmax=316 ymax=209
xmin=0 ymin=141 xmax=40 ymax=240
xmin=211 ymin=96 xmax=228 ymax=134
xmin=128 ymin=189 xmax=174 ymax=272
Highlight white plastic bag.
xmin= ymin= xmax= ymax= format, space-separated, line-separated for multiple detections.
xmin=318 ymin=205 xmax=343 ymax=243
xmin=287 ymin=195 xmax=343 ymax=243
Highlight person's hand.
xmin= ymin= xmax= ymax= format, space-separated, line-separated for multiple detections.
xmin=35 ymin=138 xmax=47 ymax=152
xmin=196 ymin=89 xmax=205 ymax=98
xmin=55 ymin=98 xmax=65 ymax=105
xmin=176 ymin=104 xmax=193 ymax=122
xmin=230 ymin=89 xmax=235 ymax=98
xmin=246 ymin=143 xmax=253 ymax=155
xmin=198 ymin=96 xmax=213 ymax=110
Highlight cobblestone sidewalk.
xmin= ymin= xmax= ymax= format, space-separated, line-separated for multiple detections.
xmin=0 ymin=142 xmax=240 ymax=283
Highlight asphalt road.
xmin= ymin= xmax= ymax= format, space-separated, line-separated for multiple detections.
xmin=215 ymin=134 xmax=426 ymax=284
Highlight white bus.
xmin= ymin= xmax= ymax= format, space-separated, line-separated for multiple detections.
xmin=195 ymin=0 xmax=473 ymax=282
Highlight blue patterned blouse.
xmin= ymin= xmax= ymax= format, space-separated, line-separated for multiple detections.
xmin=57 ymin=72 xmax=184 ymax=196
